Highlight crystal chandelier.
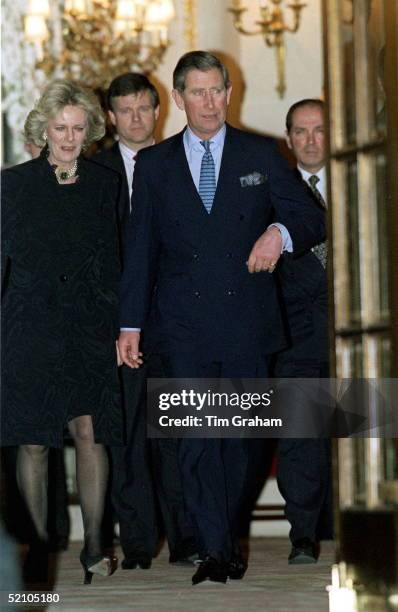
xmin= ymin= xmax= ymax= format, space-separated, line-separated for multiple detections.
xmin=24 ymin=0 xmax=176 ymax=88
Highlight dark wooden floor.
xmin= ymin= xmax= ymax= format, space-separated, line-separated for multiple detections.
xmin=17 ymin=538 xmax=335 ymax=612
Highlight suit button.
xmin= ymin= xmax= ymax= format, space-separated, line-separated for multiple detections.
xmin=193 ymin=253 xmax=199 ymax=260
xmin=227 ymin=290 xmax=236 ymax=296
xmin=59 ymin=274 xmax=68 ymax=282
xmin=226 ymin=253 xmax=232 ymax=258
xmin=194 ymin=291 xmax=201 ymax=298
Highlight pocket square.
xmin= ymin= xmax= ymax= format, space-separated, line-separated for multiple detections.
xmin=239 ymin=171 xmax=267 ymax=187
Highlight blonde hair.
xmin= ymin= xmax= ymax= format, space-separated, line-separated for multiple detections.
xmin=24 ymin=79 xmax=105 ymax=149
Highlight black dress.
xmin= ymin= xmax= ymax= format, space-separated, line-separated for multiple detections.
xmin=1 ymin=150 xmax=123 ymax=448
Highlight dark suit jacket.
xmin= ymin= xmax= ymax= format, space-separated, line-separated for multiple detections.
xmin=120 ymin=124 xmax=326 ymax=362
xmin=93 ymin=142 xmax=130 ymax=228
xmin=275 ymin=169 xmax=329 ymax=367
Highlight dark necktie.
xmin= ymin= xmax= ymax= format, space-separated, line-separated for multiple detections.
xmin=308 ymin=174 xmax=327 ymax=268
xmin=308 ymin=174 xmax=326 ymax=208
xmin=199 ymin=140 xmax=216 ymax=214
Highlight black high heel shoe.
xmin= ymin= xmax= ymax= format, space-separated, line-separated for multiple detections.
xmin=79 ymin=549 xmax=117 ymax=585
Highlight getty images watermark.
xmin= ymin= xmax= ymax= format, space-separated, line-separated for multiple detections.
xmin=146 ymin=378 xmax=398 ymax=438
xmin=157 ymin=387 xmax=282 ymax=429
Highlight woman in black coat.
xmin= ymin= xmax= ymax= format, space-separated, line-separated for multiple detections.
xmin=1 ymin=80 xmax=122 ymax=584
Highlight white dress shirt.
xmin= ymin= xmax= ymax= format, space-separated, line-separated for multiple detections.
xmin=118 ymin=141 xmax=137 ymax=201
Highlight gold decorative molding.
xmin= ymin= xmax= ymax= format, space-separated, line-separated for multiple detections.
xmin=183 ymin=0 xmax=197 ymax=51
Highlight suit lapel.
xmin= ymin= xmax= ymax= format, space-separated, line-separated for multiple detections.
xmin=163 ymin=131 xmax=210 ymax=231
xmin=110 ymin=143 xmax=129 ymax=188
xmin=210 ymin=125 xmax=252 ymax=224
xmin=107 ymin=143 xmax=130 ymax=222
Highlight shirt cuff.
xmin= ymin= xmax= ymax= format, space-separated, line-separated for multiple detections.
xmin=120 ymin=328 xmax=141 ymax=332
xmin=269 ymin=223 xmax=293 ymax=253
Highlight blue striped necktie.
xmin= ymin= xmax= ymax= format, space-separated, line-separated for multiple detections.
xmin=199 ymin=140 xmax=216 ymax=214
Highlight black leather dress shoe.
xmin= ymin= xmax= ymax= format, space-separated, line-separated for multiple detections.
xmin=192 ymin=555 xmax=228 ymax=585
xmin=121 ymin=557 xmax=151 ymax=570
xmin=227 ymin=555 xmax=247 ymax=580
xmin=288 ymin=538 xmax=318 ymax=564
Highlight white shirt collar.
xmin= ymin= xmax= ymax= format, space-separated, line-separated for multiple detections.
xmin=298 ymin=165 xmax=326 ymax=184
xmin=184 ymin=124 xmax=226 ymax=152
xmin=298 ymin=165 xmax=327 ymax=204
xmin=118 ymin=140 xmax=138 ymax=161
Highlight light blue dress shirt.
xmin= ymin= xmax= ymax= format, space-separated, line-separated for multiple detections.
xmin=183 ymin=125 xmax=226 ymax=189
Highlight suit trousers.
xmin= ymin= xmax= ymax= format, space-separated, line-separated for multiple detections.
xmin=275 ymin=362 xmax=333 ymax=543
xmin=110 ymin=360 xmax=192 ymax=559
xmin=110 ymin=365 xmax=158 ymax=558
xmin=160 ymin=350 xmax=269 ymax=560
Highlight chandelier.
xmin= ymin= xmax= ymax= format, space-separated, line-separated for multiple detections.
xmin=228 ymin=0 xmax=306 ymax=98
xmin=24 ymin=0 xmax=176 ymax=89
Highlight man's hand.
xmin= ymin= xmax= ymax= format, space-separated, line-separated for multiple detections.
xmin=118 ymin=331 xmax=144 ymax=369
xmin=247 ymin=226 xmax=283 ymax=273
xmin=116 ymin=341 xmax=123 ymax=367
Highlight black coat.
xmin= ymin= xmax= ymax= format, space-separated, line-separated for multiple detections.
xmin=93 ymin=142 xmax=130 ymax=229
xmin=1 ymin=151 xmax=122 ymax=448
xmin=120 ymin=125 xmax=326 ymax=362
xmin=274 ymin=170 xmax=329 ymax=370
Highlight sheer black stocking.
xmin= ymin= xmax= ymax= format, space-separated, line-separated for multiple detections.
xmin=16 ymin=445 xmax=49 ymax=542
xmin=68 ymin=415 xmax=108 ymax=557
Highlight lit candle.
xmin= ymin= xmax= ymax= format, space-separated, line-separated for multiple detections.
xmin=24 ymin=15 xmax=49 ymax=42
xmin=27 ymin=0 xmax=50 ymax=17
xmin=64 ymin=0 xmax=87 ymax=14
xmin=116 ymin=0 xmax=136 ymax=19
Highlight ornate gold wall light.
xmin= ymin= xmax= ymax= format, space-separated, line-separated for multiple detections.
xmin=24 ymin=0 xmax=176 ymax=89
xmin=228 ymin=0 xmax=306 ymax=98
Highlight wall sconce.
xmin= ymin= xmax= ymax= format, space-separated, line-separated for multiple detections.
xmin=228 ymin=0 xmax=306 ymax=98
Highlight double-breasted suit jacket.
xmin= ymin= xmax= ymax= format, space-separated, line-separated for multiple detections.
xmin=120 ymin=124 xmax=326 ymax=364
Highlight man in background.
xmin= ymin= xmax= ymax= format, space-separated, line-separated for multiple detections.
xmin=275 ymin=98 xmax=333 ymax=564
xmin=95 ymin=72 xmax=159 ymax=229
xmin=94 ymin=73 xmax=195 ymax=570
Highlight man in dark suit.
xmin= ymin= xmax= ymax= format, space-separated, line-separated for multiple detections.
xmin=275 ymin=98 xmax=333 ymax=564
xmin=118 ymin=52 xmax=325 ymax=585
xmin=95 ymin=73 xmax=159 ymax=230
xmin=94 ymin=74 xmax=195 ymax=570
